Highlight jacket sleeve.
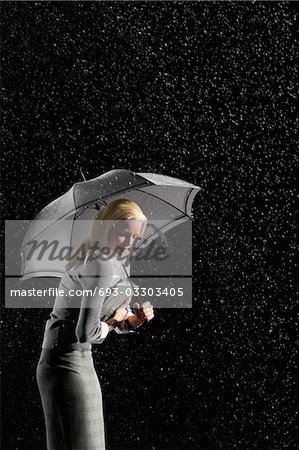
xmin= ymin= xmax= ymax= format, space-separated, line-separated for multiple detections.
xmin=75 ymin=260 xmax=120 ymax=344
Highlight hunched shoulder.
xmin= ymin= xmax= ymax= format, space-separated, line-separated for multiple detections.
xmin=77 ymin=257 xmax=123 ymax=283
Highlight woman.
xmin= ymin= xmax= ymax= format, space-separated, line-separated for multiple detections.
xmin=36 ymin=198 xmax=155 ymax=450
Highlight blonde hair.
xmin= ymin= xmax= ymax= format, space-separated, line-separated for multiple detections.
xmin=65 ymin=198 xmax=147 ymax=271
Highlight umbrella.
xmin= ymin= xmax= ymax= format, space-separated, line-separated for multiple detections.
xmin=20 ymin=169 xmax=202 ymax=280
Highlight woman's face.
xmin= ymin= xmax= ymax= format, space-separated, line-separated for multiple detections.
xmin=108 ymin=219 xmax=143 ymax=257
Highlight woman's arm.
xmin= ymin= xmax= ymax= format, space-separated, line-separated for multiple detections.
xmin=75 ymin=260 xmax=120 ymax=344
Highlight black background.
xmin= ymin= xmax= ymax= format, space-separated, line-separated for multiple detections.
xmin=1 ymin=2 xmax=297 ymax=449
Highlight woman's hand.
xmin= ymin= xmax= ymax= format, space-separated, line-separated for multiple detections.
xmin=105 ymin=298 xmax=131 ymax=331
xmin=126 ymin=301 xmax=155 ymax=329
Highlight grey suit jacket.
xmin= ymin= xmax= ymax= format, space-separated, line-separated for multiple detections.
xmin=41 ymin=254 xmax=137 ymax=351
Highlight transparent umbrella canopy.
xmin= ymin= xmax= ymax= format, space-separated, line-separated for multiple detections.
xmin=20 ymin=169 xmax=202 ymax=279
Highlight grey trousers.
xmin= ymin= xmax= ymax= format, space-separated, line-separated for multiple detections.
xmin=36 ymin=348 xmax=106 ymax=450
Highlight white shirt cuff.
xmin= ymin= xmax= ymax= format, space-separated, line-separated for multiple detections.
xmin=100 ymin=321 xmax=110 ymax=338
xmin=92 ymin=321 xmax=110 ymax=344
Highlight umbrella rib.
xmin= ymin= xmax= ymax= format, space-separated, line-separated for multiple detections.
xmin=184 ymin=188 xmax=194 ymax=216
xmin=134 ymin=188 xmax=193 ymax=219
xmin=134 ymin=213 xmax=187 ymax=250
xmin=73 ymin=182 xmax=150 ymax=218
